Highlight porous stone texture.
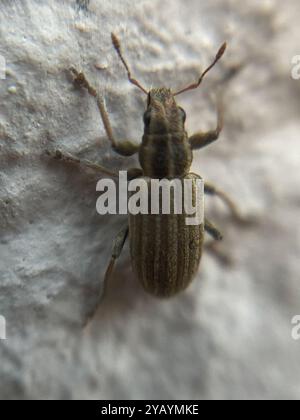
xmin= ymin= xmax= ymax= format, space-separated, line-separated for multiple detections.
xmin=0 ymin=0 xmax=300 ymax=400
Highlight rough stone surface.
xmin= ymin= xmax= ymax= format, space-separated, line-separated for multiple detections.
xmin=0 ymin=0 xmax=300 ymax=400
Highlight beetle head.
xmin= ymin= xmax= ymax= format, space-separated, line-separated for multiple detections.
xmin=143 ymin=88 xmax=186 ymax=134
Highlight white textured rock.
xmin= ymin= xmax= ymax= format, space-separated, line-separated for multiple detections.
xmin=0 ymin=0 xmax=300 ymax=400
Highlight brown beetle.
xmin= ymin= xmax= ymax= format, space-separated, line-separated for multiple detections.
xmin=49 ymin=33 xmax=245 ymax=299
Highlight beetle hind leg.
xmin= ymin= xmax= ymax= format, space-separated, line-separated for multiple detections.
xmin=204 ymin=241 xmax=233 ymax=266
xmin=204 ymin=219 xmax=232 ymax=265
xmin=103 ymin=225 xmax=129 ymax=297
xmin=84 ymin=225 xmax=129 ymax=326
xmin=204 ymin=182 xmax=253 ymax=225
xmin=45 ymin=149 xmax=119 ymax=177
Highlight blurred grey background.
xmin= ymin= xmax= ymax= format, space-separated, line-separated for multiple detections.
xmin=0 ymin=0 xmax=299 ymax=400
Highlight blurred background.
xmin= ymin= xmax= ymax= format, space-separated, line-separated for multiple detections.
xmin=0 ymin=0 xmax=299 ymax=399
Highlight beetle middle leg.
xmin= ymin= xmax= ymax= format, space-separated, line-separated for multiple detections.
xmin=70 ymin=67 xmax=140 ymax=157
xmin=46 ymin=149 xmax=143 ymax=181
xmin=204 ymin=219 xmax=233 ymax=264
xmin=45 ymin=149 xmax=119 ymax=177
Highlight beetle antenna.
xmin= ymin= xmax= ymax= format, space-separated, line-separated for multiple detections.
xmin=174 ymin=42 xmax=227 ymax=96
xmin=111 ymin=33 xmax=148 ymax=95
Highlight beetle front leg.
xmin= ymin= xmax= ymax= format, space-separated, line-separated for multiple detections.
xmin=189 ymin=100 xmax=223 ymax=150
xmin=46 ymin=150 xmax=143 ymax=181
xmin=70 ymin=67 xmax=140 ymax=157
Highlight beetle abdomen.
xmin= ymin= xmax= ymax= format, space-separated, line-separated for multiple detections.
xmin=128 ymin=174 xmax=204 ymax=298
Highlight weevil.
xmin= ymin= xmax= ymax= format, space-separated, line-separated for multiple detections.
xmin=49 ymin=33 xmax=246 ymax=298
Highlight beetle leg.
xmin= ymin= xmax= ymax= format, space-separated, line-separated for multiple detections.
xmin=70 ymin=67 xmax=140 ymax=157
xmin=46 ymin=150 xmax=144 ymax=181
xmin=204 ymin=182 xmax=251 ymax=225
xmin=102 ymin=225 xmax=129 ymax=297
xmin=189 ymin=99 xmax=223 ymax=150
xmin=204 ymin=240 xmax=233 ymax=266
xmin=82 ymin=225 xmax=129 ymax=325
xmin=45 ymin=149 xmax=119 ymax=177
xmin=204 ymin=220 xmax=234 ymax=265
xmin=205 ymin=218 xmax=223 ymax=241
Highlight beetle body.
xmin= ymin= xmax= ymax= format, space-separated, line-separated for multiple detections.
xmin=62 ymin=34 xmax=234 ymax=301
xmin=129 ymin=88 xmax=204 ymax=297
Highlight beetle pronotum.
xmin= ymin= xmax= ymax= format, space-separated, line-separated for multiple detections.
xmin=49 ymin=33 xmax=246 ymax=299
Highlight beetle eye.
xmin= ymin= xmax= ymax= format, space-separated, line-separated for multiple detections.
xmin=178 ymin=107 xmax=186 ymax=123
xmin=143 ymin=110 xmax=151 ymax=126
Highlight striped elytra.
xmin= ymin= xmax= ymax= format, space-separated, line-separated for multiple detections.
xmin=129 ymin=174 xmax=204 ymax=298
